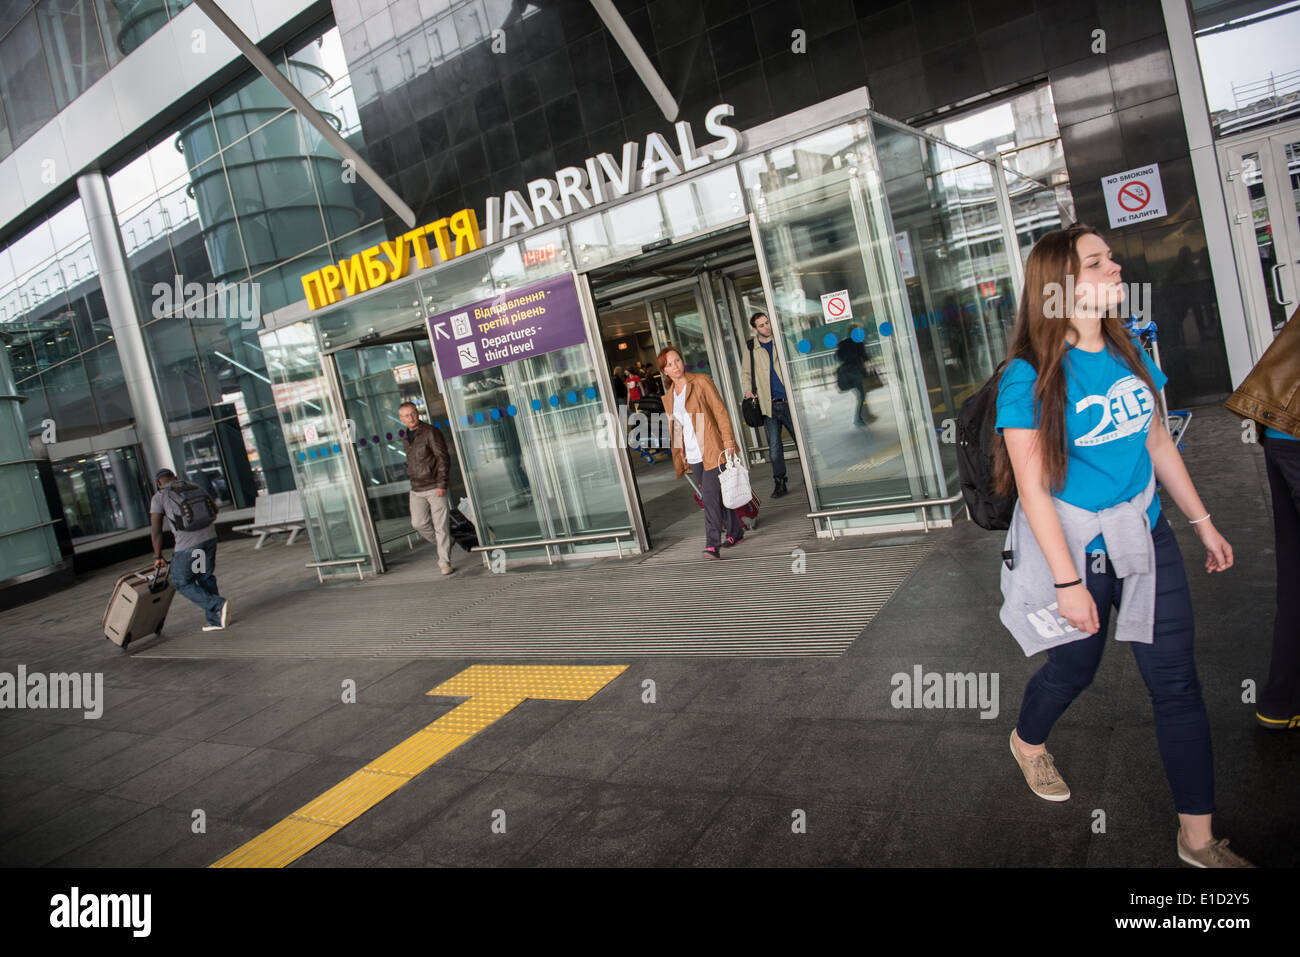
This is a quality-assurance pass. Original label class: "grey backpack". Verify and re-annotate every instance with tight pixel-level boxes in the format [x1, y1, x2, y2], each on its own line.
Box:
[162, 481, 218, 532]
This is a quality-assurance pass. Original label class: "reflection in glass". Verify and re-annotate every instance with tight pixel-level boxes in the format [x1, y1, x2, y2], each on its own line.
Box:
[53, 446, 151, 538]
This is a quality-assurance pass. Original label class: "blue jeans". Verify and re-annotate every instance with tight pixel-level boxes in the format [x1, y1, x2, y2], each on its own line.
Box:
[171, 540, 226, 625]
[1015, 515, 1213, 814]
[764, 398, 797, 481]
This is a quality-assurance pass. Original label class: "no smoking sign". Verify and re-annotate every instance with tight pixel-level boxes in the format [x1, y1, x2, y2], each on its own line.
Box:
[820, 289, 851, 322]
[1101, 164, 1167, 227]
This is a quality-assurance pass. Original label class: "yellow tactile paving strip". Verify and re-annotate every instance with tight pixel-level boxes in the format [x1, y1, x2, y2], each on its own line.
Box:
[211, 664, 627, 868]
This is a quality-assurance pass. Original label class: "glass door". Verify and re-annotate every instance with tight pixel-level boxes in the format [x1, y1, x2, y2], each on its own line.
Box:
[1222, 124, 1300, 358]
[334, 338, 466, 552]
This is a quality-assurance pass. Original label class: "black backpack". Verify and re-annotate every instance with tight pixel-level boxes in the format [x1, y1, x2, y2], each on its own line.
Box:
[161, 481, 218, 532]
[956, 361, 1017, 530]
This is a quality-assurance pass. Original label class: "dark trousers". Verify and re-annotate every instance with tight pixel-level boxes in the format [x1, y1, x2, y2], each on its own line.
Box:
[1016, 515, 1214, 814]
[764, 398, 797, 480]
[1262, 437, 1300, 718]
[689, 461, 743, 549]
[171, 540, 225, 626]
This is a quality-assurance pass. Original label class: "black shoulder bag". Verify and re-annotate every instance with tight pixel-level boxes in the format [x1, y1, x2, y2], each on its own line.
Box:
[741, 338, 767, 428]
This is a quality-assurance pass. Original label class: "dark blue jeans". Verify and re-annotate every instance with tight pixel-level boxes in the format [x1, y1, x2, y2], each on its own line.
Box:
[171, 540, 226, 625]
[1015, 515, 1213, 814]
[764, 398, 797, 481]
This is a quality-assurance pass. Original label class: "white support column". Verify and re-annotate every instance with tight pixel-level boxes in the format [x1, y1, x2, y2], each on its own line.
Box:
[1161, 0, 1256, 385]
[76, 171, 175, 476]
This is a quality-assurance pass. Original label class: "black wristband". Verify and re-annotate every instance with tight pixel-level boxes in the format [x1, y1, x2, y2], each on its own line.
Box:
[1054, 578, 1082, 589]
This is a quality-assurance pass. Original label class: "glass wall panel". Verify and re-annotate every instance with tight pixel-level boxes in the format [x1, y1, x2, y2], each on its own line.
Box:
[43, 356, 100, 438]
[262, 320, 374, 574]
[81, 341, 134, 429]
[742, 119, 944, 520]
[38, 0, 112, 109]
[144, 318, 210, 428]
[0, 12, 58, 149]
[53, 446, 151, 538]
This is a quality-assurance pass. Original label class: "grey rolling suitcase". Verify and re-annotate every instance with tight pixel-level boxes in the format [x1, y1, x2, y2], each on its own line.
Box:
[103, 564, 174, 649]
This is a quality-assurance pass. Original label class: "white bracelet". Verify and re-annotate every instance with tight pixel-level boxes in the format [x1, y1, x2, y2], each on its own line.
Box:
[1189, 513, 1211, 525]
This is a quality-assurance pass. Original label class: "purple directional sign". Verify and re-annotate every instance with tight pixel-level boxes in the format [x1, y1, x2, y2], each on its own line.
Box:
[428, 273, 587, 381]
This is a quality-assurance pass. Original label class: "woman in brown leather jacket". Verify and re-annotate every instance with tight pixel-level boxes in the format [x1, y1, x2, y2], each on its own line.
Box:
[659, 346, 744, 559]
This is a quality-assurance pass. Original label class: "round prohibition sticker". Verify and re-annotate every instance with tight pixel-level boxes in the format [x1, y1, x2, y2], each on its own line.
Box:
[1117, 181, 1151, 212]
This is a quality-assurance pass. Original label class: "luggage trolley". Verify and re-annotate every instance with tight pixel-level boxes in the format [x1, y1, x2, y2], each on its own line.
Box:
[1125, 316, 1192, 449]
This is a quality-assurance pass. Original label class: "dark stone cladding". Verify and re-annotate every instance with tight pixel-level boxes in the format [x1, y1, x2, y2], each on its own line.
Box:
[332, 0, 1227, 404]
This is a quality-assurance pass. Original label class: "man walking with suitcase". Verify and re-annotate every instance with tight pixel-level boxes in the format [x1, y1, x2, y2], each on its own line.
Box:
[150, 469, 230, 632]
[399, 402, 455, 575]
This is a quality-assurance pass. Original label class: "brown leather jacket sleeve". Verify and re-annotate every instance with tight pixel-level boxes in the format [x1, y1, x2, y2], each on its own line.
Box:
[701, 375, 735, 450]
[428, 424, 450, 490]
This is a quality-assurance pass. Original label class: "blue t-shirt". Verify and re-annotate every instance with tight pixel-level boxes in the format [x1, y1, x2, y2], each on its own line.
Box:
[1264, 427, 1297, 441]
[995, 343, 1168, 553]
[761, 339, 786, 400]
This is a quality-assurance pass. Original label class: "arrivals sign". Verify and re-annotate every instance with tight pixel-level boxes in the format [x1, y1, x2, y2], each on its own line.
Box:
[428, 274, 586, 381]
[299, 104, 742, 311]
[1101, 164, 1168, 228]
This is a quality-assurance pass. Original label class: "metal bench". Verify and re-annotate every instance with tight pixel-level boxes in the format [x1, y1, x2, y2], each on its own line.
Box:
[234, 491, 307, 548]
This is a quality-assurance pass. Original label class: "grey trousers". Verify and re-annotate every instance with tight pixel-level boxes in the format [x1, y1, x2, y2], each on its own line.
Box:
[690, 461, 743, 549]
[410, 488, 452, 564]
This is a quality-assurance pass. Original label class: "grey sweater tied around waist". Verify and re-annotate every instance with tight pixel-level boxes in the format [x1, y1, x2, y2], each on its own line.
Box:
[999, 476, 1157, 656]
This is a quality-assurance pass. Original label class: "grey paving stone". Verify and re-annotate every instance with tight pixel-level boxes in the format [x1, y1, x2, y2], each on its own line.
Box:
[1, 793, 152, 867]
[159, 694, 281, 741]
[0, 771, 52, 809]
[106, 741, 254, 804]
[49, 806, 195, 867]
[206, 695, 336, 748]
[679, 795, 890, 866]
[262, 701, 415, 757]
[162, 747, 318, 818]
[504, 706, 677, 782]
[330, 701, 461, 761]
[874, 809, 1094, 866]
[741, 718, 934, 808]
[395, 771, 590, 866]
[290, 840, 388, 868]
[325, 766, 488, 854]
[0, 784, 93, 842]
[606, 711, 782, 792]
[0, 719, 88, 765]
[226, 755, 374, 829]
[144, 817, 265, 868]
[434, 699, 580, 774]
[91, 690, 223, 735]
[3, 727, 142, 786]
[517, 783, 729, 867]
[75, 735, 194, 792]
[350, 659, 467, 705]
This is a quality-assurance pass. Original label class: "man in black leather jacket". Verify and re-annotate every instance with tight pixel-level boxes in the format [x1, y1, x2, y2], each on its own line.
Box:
[399, 402, 454, 575]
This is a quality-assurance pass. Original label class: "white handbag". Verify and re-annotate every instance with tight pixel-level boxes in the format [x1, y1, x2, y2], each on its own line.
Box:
[718, 450, 752, 510]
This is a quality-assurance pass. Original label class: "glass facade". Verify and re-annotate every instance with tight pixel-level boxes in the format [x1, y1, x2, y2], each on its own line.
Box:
[0, 0, 194, 160]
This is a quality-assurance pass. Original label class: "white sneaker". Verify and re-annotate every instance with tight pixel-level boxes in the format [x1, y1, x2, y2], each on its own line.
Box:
[202, 624, 224, 632]
[220, 600, 231, 628]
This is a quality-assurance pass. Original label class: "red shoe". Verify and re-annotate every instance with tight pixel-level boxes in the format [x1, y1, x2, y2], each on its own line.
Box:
[703, 546, 721, 560]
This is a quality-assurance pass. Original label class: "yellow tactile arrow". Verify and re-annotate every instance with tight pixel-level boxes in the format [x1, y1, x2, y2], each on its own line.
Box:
[212, 664, 627, 868]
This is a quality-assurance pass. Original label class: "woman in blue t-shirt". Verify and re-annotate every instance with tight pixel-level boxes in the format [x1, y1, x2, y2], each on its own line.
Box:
[991, 224, 1250, 867]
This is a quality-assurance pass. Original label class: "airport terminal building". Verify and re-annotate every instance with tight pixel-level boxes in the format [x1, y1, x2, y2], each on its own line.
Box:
[1, 0, 1296, 604]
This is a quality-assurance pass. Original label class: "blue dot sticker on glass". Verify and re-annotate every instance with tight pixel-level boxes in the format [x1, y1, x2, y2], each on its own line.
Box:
[507, 404, 518, 416]
[585, 386, 596, 400]
[332, 443, 340, 454]
[797, 339, 812, 354]
[566, 390, 577, 404]
[879, 321, 894, 337]
[372, 435, 380, 444]
[851, 327, 866, 343]
[823, 333, 838, 349]
[297, 452, 306, 462]
[474, 411, 484, 423]
[385, 432, 392, 441]
[358, 438, 367, 447]
[397, 429, 405, 437]
[531, 398, 542, 411]
[549, 395, 560, 408]
[308, 448, 318, 459]
[490, 408, 501, 420]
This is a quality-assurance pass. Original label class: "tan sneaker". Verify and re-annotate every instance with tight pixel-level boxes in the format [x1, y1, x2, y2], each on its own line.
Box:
[439, 562, 454, 576]
[1010, 730, 1071, 802]
[1177, 829, 1254, 868]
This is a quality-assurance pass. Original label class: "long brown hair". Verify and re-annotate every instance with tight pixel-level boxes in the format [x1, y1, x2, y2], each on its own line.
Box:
[991, 224, 1162, 497]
